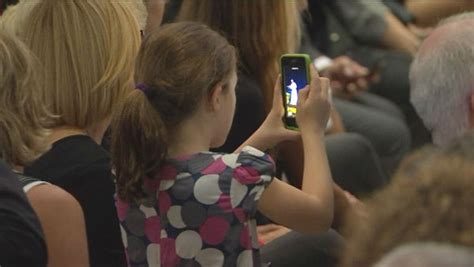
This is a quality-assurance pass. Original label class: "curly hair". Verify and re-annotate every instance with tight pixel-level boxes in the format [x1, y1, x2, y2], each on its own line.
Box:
[341, 135, 474, 267]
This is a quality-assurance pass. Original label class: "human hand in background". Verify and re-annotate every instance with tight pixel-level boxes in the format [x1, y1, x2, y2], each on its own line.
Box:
[320, 56, 373, 99]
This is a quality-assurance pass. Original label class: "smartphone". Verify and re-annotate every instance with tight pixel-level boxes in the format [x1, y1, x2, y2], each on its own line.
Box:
[280, 54, 311, 130]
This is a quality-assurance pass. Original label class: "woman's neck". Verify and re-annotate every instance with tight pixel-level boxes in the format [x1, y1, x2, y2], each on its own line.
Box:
[48, 122, 108, 145]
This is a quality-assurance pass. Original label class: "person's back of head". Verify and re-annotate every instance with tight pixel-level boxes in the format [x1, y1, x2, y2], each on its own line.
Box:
[0, 29, 51, 167]
[177, 0, 300, 111]
[341, 134, 474, 267]
[410, 12, 474, 146]
[111, 21, 237, 203]
[19, 0, 141, 131]
[374, 243, 474, 267]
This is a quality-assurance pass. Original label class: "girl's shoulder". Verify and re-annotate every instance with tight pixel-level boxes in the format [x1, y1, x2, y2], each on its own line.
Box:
[168, 146, 275, 177]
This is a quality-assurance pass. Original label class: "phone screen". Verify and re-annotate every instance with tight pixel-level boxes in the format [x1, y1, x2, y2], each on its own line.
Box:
[281, 56, 309, 128]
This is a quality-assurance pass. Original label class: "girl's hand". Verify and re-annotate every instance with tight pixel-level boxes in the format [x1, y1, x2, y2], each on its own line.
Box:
[235, 76, 299, 152]
[256, 75, 300, 147]
[296, 65, 332, 134]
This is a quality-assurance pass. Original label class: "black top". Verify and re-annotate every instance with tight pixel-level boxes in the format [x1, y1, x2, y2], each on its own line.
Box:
[0, 160, 47, 267]
[24, 135, 126, 267]
[215, 73, 266, 153]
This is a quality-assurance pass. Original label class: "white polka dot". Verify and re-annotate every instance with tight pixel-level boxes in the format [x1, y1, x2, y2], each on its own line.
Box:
[243, 146, 265, 157]
[167, 206, 186, 229]
[146, 244, 160, 267]
[196, 248, 224, 267]
[160, 180, 175, 191]
[237, 250, 253, 267]
[177, 172, 192, 180]
[194, 175, 222, 205]
[231, 178, 248, 208]
[140, 205, 157, 218]
[175, 230, 203, 259]
[120, 225, 128, 247]
[222, 153, 240, 168]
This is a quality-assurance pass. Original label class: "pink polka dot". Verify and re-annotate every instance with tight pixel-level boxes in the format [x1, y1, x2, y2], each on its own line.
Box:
[200, 217, 230, 245]
[115, 198, 129, 221]
[233, 166, 261, 184]
[159, 191, 171, 214]
[218, 194, 232, 212]
[144, 216, 161, 243]
[240, 225, 252, 249]
[202, 158, 227, 174]
[156, 164, 177, 180]
[233, 208, 246, 223]
[161, 238, 179, 267]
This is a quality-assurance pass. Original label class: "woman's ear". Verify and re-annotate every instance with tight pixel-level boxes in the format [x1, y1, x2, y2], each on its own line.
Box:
[208, 83, 224, 112]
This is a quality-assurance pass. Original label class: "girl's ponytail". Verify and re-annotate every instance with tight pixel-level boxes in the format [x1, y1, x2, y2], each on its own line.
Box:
[111, 89, 168, 202]
[111, 22, 237, 203]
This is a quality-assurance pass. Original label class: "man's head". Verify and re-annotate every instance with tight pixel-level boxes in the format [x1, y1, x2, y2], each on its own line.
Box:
[374, 243, 474, 267]
[410, 12, 474, 146]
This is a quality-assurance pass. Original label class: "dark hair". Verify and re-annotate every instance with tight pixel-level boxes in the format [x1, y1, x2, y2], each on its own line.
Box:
[110, 22, 237, 202]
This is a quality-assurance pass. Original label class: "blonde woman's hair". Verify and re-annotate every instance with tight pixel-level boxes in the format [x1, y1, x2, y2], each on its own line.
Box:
[0, 30, 52, 167]
[0, 1, 39, 36]
[177, 0, 301, 111]
[124, 0, 148, 31]
[20, 0, 141, 130]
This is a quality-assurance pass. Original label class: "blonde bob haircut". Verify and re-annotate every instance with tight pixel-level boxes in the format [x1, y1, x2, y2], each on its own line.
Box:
[0, 30, 51, 167]
[21, 0, 141, 129]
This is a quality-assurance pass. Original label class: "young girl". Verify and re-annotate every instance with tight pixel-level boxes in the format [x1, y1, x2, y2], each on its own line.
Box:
[111, 22, 333, 267]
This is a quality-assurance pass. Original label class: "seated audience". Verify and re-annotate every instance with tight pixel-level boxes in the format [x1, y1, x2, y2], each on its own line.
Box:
[0, 29, 88, 267]
[341, 132, 474, 267]
[305, 0, 432, 147]
[111, 21, 335, 266]
[177, 0, 388, 198]
[374, 243, 474, 267]
[410, 12, 474, 147]
[0, 160, 46, 267]
[12, 1, 141, 266]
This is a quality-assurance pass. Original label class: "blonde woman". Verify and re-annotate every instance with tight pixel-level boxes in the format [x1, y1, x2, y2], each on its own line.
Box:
[13, 0, 141, 266]
[0, 30, 88, 267]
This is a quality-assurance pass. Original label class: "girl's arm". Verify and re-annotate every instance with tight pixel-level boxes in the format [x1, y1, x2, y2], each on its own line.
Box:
[258, 69, 334, 234]
[27, 184, 89, 267]
[235, 76, 299, 153]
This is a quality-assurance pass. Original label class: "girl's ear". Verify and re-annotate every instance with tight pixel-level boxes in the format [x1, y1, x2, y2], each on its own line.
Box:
[208, 83, 224, 112]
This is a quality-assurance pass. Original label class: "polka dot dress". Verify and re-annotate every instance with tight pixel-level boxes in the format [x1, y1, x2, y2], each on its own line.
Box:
[117, 146, 275, 267]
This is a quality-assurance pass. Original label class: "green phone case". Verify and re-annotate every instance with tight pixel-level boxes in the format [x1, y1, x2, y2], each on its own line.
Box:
[280, 54, 312, 131]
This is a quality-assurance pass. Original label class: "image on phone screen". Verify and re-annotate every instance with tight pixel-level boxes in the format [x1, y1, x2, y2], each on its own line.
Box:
[282, 59, 309, 119]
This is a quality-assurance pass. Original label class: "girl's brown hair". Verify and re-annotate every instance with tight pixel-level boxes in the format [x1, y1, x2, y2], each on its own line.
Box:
[111, 22, 237, 202]
[177, 0, 301, 111]
[0, 30, 52, 167]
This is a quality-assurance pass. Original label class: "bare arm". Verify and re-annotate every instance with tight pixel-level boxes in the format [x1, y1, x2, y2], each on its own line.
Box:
[27, 184, 89, 267]
[258, 70, 334, 234]
[235, 76, 299, 153]
[382, 10, 420, 56]
[406, 0, 474, 27]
